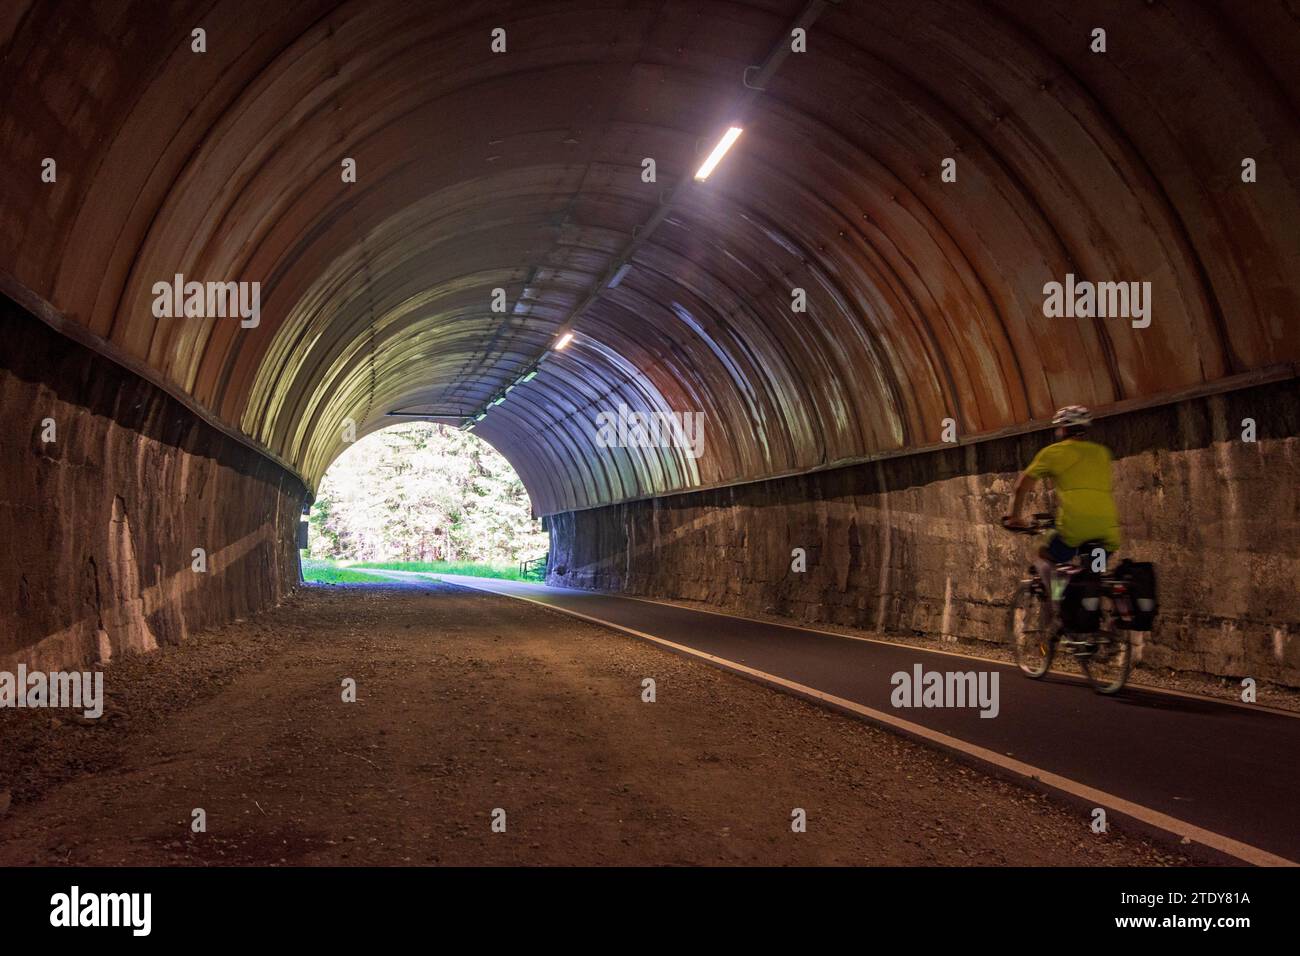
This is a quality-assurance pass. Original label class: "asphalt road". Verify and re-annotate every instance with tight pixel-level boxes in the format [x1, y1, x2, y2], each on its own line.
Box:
[424, 574, 1300, 866]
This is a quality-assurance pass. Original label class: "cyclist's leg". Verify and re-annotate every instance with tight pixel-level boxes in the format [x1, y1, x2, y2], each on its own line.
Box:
[1036, 533, 1076, 607]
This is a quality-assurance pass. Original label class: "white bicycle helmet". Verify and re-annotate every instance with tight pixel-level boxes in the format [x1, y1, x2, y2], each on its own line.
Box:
[1052, 404, 1092, 428]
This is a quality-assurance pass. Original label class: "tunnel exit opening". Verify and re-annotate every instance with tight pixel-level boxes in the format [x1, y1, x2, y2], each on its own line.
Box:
[301, 422, 549, 585]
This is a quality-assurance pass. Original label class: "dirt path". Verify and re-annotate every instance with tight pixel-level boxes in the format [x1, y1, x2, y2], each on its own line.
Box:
[0, 580, 1189, 866]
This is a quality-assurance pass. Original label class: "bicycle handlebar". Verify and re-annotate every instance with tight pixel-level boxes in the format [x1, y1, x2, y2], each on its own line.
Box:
[1001, 512, 1055, 535]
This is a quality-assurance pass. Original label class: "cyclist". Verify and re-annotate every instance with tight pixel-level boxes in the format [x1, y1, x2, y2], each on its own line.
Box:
[1003, 405, 1122, 602]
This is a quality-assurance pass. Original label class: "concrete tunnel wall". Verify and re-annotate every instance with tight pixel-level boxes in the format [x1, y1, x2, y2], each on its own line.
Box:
[547, 375, 1300, 686]
[0, 293, 307, 672]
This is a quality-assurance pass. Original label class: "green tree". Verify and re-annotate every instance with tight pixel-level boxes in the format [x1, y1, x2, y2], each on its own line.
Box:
[306, 423, 547, 564]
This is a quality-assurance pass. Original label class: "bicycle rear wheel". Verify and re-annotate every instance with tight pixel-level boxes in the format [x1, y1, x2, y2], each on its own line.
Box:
[1080, 631, 1132, 694]
[1008, 581, 1055, 677]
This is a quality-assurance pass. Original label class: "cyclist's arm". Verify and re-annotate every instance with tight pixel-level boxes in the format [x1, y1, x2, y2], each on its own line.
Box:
[1006, 471, 1036, 526]
[1007, 444, 1058, 525]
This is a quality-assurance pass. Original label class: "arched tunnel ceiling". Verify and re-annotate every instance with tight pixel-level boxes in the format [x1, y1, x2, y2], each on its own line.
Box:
[2, 0, 1297, 514]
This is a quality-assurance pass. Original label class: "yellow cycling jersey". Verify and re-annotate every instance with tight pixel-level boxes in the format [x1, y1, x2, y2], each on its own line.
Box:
[1024, 438, 1122, 551]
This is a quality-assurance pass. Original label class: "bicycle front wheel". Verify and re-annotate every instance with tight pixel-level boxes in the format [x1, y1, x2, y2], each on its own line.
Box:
[1008, 582, 1055, 678]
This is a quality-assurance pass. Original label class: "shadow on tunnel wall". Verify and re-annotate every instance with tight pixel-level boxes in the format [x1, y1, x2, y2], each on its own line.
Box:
[0, 293, 308, 671]
[548, 375, 1300, 686]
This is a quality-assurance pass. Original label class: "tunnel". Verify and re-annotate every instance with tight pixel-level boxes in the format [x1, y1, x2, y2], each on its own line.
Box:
[4, 0, 1296, 681]
[1, 0, 1300, 879]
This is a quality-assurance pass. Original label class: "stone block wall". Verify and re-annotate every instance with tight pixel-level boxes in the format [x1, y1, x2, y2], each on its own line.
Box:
[0, 294, 307, 671]
[549, 378, 1300, 686]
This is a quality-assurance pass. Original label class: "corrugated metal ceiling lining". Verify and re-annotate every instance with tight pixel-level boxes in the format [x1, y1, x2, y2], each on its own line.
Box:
[0, 0, 1294, 514]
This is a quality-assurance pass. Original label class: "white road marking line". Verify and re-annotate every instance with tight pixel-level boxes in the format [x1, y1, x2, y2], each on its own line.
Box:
[450, 575, 1298, 868]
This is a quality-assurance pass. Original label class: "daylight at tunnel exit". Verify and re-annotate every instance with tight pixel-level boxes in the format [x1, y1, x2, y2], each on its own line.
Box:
[0, 0, 1297, 939]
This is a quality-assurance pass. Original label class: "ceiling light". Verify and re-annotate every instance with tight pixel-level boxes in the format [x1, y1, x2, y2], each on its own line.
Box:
[608, 263, 632, 288]
[694, 126, 743, 181]
[555, 331, 574, 350]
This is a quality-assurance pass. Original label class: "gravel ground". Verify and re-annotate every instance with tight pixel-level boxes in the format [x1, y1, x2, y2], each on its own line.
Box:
[0, 580, 1192, 866]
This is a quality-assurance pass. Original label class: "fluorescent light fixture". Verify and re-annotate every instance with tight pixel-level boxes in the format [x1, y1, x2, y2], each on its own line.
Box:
[521, 370, 538, 382]
[694, 126, 743, 181]
[608, 263, 632, 288]
[475, 412, 487, 421]
[491, 395, 506, 407]
[555, 331, 574, 350]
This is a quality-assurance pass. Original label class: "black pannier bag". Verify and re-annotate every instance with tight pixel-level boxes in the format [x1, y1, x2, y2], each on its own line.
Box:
[1115, 559, 1159, 630]
[1061, 570, 1103, 632]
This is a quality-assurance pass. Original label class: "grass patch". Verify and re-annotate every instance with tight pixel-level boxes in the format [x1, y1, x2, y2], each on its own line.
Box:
[301, 558, 395, 584]
[349, 560, 535, 581]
